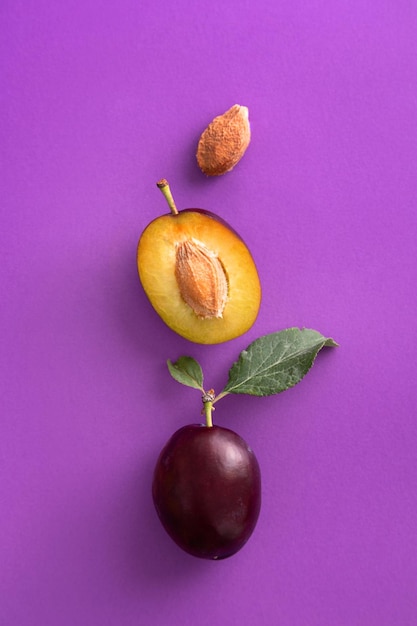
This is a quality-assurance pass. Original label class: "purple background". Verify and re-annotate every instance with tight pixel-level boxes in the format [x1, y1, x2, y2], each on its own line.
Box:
[1, 1, 416, 625]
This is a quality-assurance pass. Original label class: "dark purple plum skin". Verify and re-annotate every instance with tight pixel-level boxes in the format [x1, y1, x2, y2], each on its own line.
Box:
[145, 207, 244, 242]
[152, 424, 261, 559]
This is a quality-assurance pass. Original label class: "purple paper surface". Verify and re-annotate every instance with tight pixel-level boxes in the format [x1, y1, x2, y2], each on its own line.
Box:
[1, 1, 416, 625]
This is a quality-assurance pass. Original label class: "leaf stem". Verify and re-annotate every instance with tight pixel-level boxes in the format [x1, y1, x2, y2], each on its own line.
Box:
[213, 390, 230, 405]
[157, 179, 178, 215]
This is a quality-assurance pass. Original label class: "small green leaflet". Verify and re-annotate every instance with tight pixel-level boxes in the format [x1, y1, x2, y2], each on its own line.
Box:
[167, 356, 204, 391]
[222, 328, 338, 397]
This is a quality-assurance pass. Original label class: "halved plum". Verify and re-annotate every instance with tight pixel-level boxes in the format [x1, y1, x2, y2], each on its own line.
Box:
[137, 181, 261, 344]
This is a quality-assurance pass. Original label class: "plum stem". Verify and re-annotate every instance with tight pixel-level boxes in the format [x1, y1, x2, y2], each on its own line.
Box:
[157, 179, 178, 215]
[204, 401, 213, 428]
[202, 389, 216, 427]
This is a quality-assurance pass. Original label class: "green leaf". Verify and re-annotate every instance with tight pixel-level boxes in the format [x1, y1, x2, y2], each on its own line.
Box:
[167, 356, 204, 391]
[222, 328, 338, 397]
